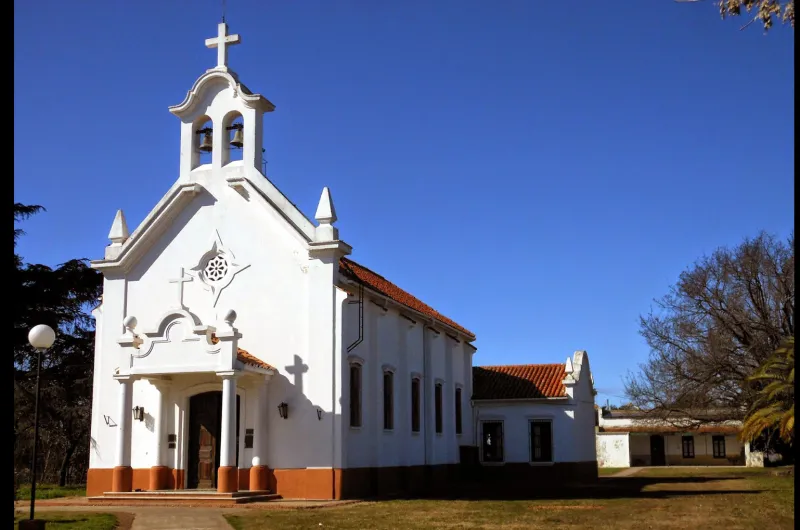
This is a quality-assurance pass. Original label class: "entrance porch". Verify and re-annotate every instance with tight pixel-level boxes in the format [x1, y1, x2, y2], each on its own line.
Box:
[101, 308, 276, 495]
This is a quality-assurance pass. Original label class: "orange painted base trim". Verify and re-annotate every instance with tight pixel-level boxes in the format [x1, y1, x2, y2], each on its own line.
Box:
[238, 467, 250, 491]
[149, 466, 170, 490]
[172, 469, 185, 490]
[111, 466, 132, 493]
[91, 462, 596, 500]
[250, 465, 269, 491]
[88, 468, 184, 496]
[217, 466, 239, 493]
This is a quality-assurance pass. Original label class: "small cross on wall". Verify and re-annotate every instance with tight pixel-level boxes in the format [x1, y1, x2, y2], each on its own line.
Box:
[169, 267, 193, 310]
[205, 22, 241, 68]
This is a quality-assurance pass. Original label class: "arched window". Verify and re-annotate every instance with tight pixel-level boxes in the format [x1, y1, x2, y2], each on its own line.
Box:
[455, 386, 463, 435]
[411, 376, 421, 433]
[383, 367, 394, 430]
[435, 382, 443, 434]
[349, 361, 362, 428]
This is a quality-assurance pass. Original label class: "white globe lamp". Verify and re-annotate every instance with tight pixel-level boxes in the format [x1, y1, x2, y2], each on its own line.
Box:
[28, 324, 56, 351]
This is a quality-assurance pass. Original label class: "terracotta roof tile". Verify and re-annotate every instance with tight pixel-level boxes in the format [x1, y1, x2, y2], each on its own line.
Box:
[339, 257, 474, 338]
[472, 364, 567, 400]
[236, 348, 275, 371]
[600, 425, 741, 434]
[209, 334, 275, 372]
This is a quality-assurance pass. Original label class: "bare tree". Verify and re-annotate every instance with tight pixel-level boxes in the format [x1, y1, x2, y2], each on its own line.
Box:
[625, 232, 794, 424]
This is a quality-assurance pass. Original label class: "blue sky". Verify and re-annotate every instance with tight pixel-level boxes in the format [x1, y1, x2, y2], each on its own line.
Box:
[14, 1, 794, 404]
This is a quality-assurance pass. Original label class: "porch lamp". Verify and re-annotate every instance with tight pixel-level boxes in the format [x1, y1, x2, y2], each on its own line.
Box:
[277, 401, 289, 419]
[133, 406, 145, 422]
[26, 324, 56, 526]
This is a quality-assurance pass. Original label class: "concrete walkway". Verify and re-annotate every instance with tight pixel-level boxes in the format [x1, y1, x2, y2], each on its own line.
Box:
[15, 505, 232, 530]
[129, 507, 232, 530]
[610, 467, 643, 477]
[16, 499, 359, 529]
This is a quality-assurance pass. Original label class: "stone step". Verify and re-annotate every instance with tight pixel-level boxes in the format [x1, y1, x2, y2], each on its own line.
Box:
[101, 490, 271, 498]
[88, 491, 281, 505]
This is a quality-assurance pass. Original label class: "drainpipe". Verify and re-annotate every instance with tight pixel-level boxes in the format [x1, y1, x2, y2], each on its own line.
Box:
[422, 323, 429, 467]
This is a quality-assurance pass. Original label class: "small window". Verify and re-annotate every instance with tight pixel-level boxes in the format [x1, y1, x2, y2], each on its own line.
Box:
[455, 387, 463, 435]
[712, 435, 726, 458]
[434, 383, 443, 434]
[411, 378, 421, 432]
[529, 420, 553, 462]
[682, 435, 695, 458]
[481, 421, 504, 462]
[349, 364, 362, 428]
[383, 371, 394, 430]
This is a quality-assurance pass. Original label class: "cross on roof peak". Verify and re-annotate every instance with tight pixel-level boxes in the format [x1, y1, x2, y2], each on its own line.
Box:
[205, 22, 241, 69]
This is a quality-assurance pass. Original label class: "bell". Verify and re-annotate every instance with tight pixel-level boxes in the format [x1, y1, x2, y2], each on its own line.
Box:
[230, 128, 244, 149]
[199, 132, 213, 153]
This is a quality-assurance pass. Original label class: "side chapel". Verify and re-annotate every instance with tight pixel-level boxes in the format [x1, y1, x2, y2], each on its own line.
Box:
[87, 23, 598, 501]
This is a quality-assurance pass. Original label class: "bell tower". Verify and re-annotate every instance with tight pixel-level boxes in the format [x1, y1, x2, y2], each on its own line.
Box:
[169, 22, 275, 182]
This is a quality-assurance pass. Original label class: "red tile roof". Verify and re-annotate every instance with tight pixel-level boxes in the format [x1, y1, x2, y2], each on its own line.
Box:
[209, 334, 275, 372]
[339, 257, 474, 338]
[472, 364, 567, 400]
[237, 349, 275, 371]
[600, 426, 741, 434]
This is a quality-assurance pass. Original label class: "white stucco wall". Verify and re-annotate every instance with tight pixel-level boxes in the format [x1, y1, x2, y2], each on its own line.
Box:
[474, 401, 575, 463]
[341, 299, 473, 469]
[596, 433, 630, 468]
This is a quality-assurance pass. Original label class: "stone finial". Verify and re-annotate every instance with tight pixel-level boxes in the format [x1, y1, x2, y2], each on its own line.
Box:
[315, 187, 337, 224]
[565, 356, 574, 374]
[108, 209, 130, 246]
[123, 316, 138, 332]
[105, 209, 130, 259]
[314, 187, 339, 242]
[223, 309, 237, 326]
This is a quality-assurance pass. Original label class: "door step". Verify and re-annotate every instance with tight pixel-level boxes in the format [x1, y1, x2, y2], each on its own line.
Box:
[88, 490, 281, 505]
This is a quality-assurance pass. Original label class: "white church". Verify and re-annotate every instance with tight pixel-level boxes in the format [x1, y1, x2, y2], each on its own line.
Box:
[86, 23, 597, 501]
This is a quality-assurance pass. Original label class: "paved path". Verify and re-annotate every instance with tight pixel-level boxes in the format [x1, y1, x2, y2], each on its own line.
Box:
[16, 505, 232, 529]
[129, 507, 232, 530]
[611, 467, 643, 477]
[16, 499, 356, 529]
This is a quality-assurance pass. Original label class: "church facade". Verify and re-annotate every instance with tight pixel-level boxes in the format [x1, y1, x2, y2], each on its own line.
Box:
[86, 23, 597, 500]
[86, 23, 476, 500]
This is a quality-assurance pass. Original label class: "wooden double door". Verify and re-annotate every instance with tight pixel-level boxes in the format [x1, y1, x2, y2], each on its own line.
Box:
[187, 391, 240, 489]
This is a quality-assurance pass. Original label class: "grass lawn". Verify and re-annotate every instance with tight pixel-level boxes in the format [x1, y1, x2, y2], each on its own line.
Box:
[224, 467, 794, 529]
[13, 512, 118, 530]
[597, 467, 623, 476]
[16, 484, 86, 500]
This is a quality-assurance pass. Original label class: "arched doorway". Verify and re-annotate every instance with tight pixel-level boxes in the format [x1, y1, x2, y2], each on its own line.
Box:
[187, 391, 240, 489]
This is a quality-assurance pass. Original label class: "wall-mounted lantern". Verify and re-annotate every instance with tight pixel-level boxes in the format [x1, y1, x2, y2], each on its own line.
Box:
[277, 402, 289, 420]
[317, 408, 323, 421]
[133, 406, 145, 422]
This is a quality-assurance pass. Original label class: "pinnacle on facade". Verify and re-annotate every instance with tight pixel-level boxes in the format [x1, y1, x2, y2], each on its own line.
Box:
[314, 187, 339, 242]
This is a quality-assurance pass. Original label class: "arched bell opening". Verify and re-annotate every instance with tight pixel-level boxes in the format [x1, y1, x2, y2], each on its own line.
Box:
[193, 115, 214, 168]
[221, 111, 244, 166]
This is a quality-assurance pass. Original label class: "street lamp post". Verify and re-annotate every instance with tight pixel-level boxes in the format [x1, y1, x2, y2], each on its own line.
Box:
[25, 324, 56, 527]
